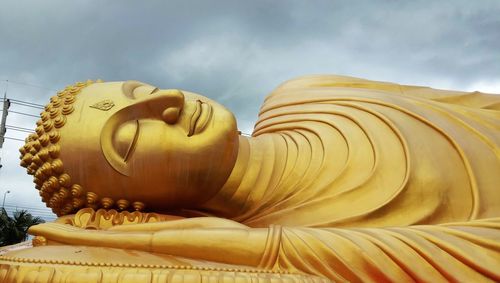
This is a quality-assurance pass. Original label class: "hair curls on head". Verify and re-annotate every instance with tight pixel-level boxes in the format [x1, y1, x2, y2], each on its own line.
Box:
[20, 80, 146, 217]
[19, 80, 95, 216]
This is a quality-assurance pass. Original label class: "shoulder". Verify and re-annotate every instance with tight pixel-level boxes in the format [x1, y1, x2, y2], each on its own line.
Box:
[268, 74, 401, 97]
[264, 75, 500, 111]
[259, 75, 403, 111]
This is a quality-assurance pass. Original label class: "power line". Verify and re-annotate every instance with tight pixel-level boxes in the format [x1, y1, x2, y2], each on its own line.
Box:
[0, 98, 43, 146]
[6, 125, 34, 131]
[2, 211, 56, 220]
[6, 129, 32, 135]
[6, 125, 34, 134]
[2, 214, 55, 221]
[3, 213, 55, 219]
[0, 109, 39, 116]
[4, 137, 25, 142]
[2, 204, 54, 213]
[3, 200, 48, 208]
[4, 210, 54, 217]
[3, 203, 51, 209]
[2, 204, 59, 220]
[6, 125, 35, 132]
[8, 99, 44, 109]
[9, 98, 44, 107]
[3, 210, 54, 217]
[1, 79, 57, 92]
[2, 210, 55, 217]
[8, 110, 39, 118]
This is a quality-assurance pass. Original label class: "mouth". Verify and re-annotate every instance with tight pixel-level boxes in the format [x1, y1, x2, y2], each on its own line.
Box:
[188, 100, 212, 137]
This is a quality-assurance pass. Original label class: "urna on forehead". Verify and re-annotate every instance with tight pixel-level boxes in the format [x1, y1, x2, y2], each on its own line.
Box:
[18, 80, 146, 216]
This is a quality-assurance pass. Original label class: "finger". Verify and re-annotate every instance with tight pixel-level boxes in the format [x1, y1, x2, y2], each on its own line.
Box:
[29, 222, 82, 235]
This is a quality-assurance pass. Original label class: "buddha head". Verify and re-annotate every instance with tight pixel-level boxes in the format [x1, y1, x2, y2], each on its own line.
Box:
[19, 80, 239, 216]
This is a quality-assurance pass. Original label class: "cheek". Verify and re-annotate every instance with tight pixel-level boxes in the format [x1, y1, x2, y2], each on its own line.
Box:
[134, 122, 186, 158]
[209, 107, 237, 136]
[130, 117, 237, 178]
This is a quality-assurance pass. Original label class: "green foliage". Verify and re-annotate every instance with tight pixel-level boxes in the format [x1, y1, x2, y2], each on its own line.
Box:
[0, 208, 45, 247]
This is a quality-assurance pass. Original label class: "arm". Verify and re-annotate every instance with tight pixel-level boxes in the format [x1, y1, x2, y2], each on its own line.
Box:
[29, 217, 275, 268]
[29, 217, 500, 282]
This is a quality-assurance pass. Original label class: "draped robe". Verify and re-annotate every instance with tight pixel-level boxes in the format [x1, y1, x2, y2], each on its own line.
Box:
[206, 75, 500, 281]
[227, 74, 500, 227]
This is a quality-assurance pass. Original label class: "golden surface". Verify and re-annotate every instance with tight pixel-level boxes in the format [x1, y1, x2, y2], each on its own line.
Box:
[2, 75, 500, 282]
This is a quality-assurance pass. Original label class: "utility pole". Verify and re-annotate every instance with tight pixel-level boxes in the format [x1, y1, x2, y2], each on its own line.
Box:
[0, 93, 10, 149]
[0, 82, 10, 169]
[2, 190, 10, 208]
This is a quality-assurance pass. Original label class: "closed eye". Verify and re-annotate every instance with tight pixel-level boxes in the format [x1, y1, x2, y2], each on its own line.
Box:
[113, 120, 140, 162]
[124, 120, 140, 162]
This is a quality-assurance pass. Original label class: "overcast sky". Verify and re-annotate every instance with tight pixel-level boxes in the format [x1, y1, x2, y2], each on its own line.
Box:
[1, 0, 499, 220]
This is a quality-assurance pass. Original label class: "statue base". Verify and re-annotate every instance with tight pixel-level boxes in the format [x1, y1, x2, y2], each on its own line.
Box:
[0, 245, 328, 282]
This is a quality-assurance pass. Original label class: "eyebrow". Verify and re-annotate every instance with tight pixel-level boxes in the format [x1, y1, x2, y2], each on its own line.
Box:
[121, 81, 144, 99]
[122, 81, 158, 98]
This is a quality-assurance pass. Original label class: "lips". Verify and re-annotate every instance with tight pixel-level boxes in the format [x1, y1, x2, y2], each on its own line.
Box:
[188, 100, 212, 137]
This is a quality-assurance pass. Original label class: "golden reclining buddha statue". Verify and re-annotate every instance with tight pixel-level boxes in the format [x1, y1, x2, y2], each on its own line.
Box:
[1, 75, 499, 282]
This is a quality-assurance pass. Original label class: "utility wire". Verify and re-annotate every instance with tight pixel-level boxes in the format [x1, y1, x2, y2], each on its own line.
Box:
[9, 98, 44, 107]
[2, 213, 55, 220]
[0, 109, 40, 118]
[6, 127, 33, 134]
[3, 204, 63, 220]
[2, 210, 55, 217]
[9, 99, 44, 109]
[6, 129, 32, 135]
[3, 210, 54, 216]
[3, 203, 51, 209]
[1, 79, 57, 92]
[4, 137, 25, 142]
[2, 211, 56, 220]
[3, 201, 50, 208]
[3, 200, 49, 207]
[6, 125, 35, 132]
[8, 110, 40, 118]
[3, 213, 55, 219]
[2, 204, 54, 213]
[3, 211, 54, 216]
[0, 98, 44, 144]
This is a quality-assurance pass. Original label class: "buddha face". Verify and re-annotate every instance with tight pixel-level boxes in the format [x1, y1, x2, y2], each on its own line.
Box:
[58, 81, 239, 211]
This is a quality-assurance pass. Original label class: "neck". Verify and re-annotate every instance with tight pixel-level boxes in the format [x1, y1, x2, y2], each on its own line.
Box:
[200, 134, 287, 218]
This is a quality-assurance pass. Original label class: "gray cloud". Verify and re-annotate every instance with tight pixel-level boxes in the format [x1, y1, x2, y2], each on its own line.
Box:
[0, 0, 499, 219]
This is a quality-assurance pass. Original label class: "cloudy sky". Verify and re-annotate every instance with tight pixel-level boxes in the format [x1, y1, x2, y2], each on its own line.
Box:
[0, 0, 499, 220]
